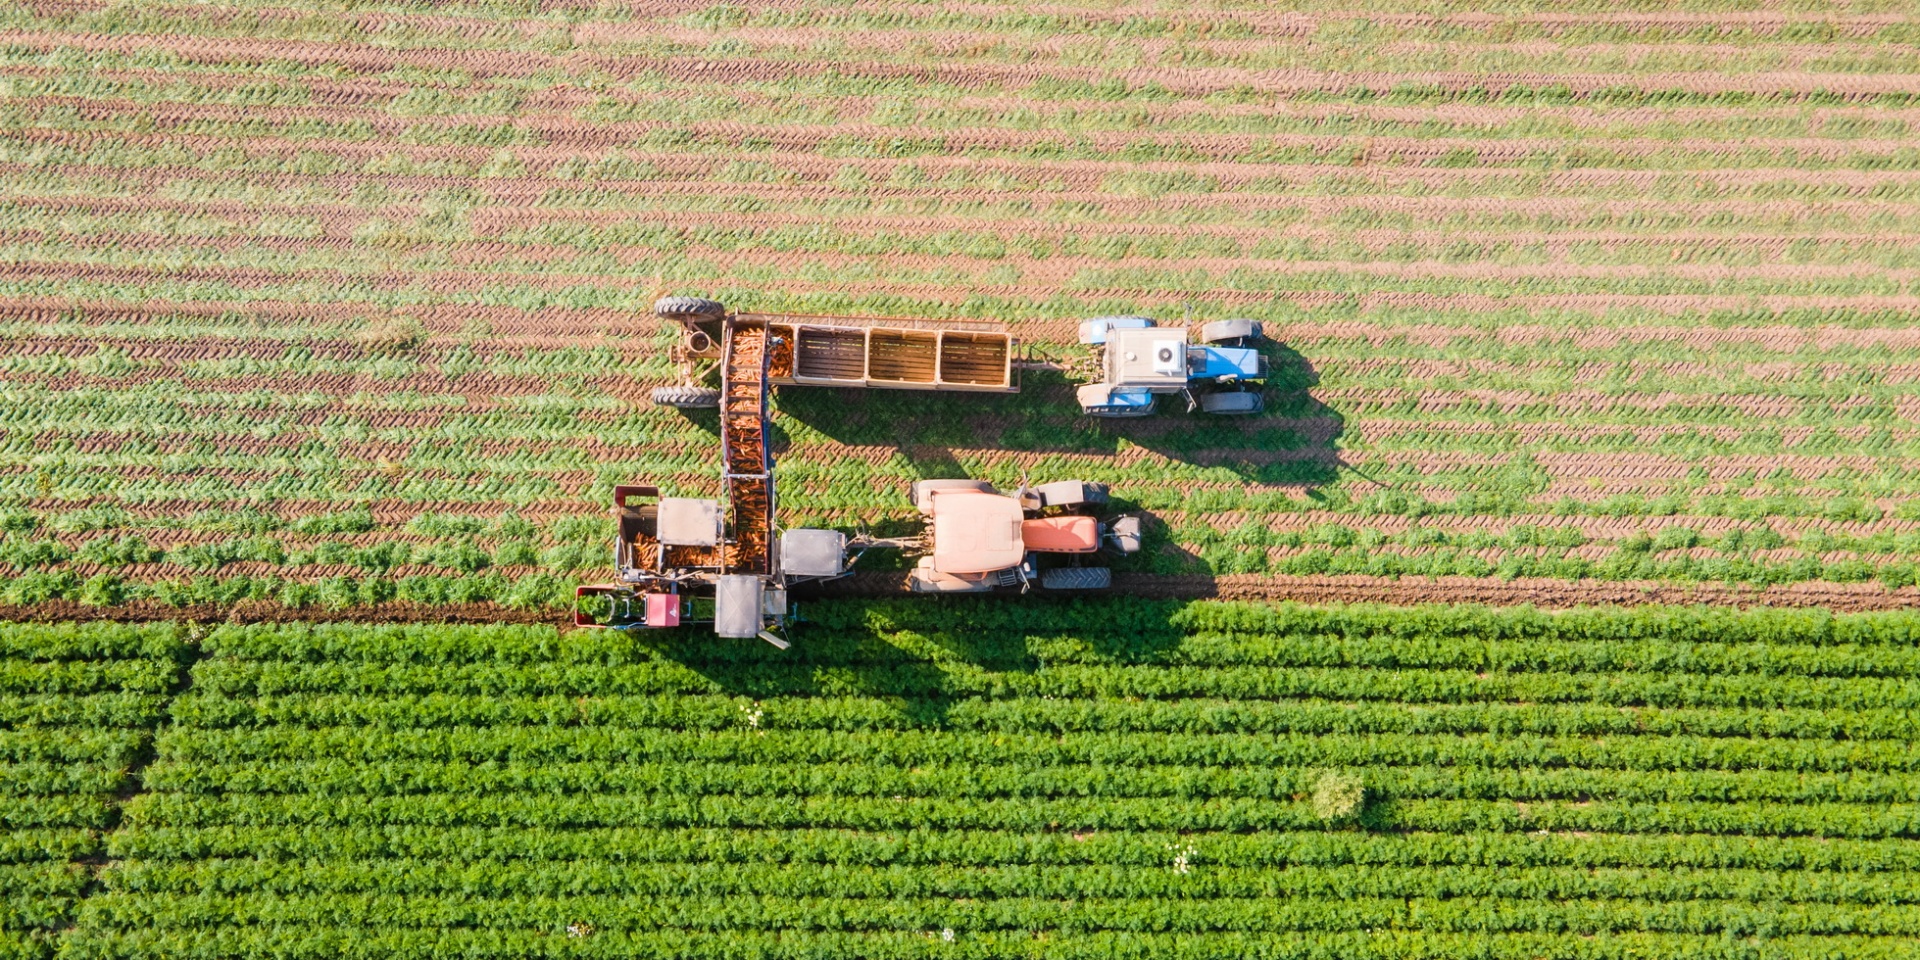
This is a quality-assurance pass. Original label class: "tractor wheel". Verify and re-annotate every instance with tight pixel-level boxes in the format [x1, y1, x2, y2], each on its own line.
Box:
[1039, 566, 1112, 591]
[1032, 480, 1109, 510]
[653, 296, 727, 321]
[1198, 389, 1264, 415]
[909, 479, 997, 514]
[651, 385, 721, 409]
[1199, 318, 1263, 345]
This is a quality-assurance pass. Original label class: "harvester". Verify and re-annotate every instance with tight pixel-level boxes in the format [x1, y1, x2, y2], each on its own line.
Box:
[575, 297, 1141, 643]
[1074, 315, 1268, 417]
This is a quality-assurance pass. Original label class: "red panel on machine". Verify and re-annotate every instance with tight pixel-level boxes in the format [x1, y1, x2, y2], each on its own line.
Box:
[647, 593, 681, 627]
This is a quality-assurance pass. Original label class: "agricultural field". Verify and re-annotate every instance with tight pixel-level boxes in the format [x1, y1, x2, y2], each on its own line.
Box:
[7, 4, 1920, 953]
[6, 601, 1920, 957]
[3, 3, 1920, 609]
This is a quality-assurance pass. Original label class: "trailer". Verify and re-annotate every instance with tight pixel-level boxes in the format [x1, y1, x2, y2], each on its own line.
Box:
[578, 298, 1135, 643]
[648, 300, 1017, 409]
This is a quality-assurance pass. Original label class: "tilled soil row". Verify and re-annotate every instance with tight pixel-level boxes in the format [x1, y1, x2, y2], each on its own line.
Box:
[24, 187, 1920, 246]
[5, 12, 1906, 87]
[25, 226, 1920, 289]
[8, 295, 1916, 358]
[20, 149, 1920, 210]
[20, 101, 1920, 169]
[804, 572, 1920, 612]
[29, 87, 1920, 149]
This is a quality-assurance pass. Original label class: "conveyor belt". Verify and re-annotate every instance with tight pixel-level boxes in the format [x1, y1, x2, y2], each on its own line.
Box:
[720, 319, 774, 575]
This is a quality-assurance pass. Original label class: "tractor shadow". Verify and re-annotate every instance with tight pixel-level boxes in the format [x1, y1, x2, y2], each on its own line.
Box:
[628, 595, 1190, 729]
[765, 341, 1350, 580]
[769, 385, 1030, 482]
[1091, 342, 1349, 489]
[769, 344, 1347, 488]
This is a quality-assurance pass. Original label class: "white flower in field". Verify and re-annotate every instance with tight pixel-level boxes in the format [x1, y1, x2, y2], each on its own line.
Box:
[941, 928, 956, 942]
[566, 922, 593, 938]
[739, 701, 764, 730]
[1166, 842, 1197, 874]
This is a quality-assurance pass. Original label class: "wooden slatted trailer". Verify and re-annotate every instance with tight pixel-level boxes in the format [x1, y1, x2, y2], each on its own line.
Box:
[749, 313, 1018, 393]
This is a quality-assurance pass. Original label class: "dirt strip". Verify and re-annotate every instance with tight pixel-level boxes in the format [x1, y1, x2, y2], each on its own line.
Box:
[807, 573, 1920, 611]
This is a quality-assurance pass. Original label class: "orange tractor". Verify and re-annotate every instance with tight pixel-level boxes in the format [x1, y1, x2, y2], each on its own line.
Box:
[575, 298, 1142, 644]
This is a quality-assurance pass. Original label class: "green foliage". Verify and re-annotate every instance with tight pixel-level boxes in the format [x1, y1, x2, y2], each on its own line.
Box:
[0, 621, 182, 937]
[35, 600, 1920, 955]
[287, 509, 375, 537]
[1311, 771, 1366, 822]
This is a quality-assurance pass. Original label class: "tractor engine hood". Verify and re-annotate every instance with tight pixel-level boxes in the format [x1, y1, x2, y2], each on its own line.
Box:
[930, 491, 1026, 573]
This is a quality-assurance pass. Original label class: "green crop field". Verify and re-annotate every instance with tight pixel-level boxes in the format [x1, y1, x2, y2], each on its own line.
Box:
[8, 601, 1920, 958]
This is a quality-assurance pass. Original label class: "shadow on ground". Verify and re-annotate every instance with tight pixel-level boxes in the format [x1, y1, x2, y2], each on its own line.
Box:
[1091, 342, 1349, 488]
[630, 594, 1191, 726]
[763, 337, 1351, 580]
[770, 341, 1347, 489]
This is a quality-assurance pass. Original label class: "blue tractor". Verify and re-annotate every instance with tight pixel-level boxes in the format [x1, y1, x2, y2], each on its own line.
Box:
[1074, 316, 1267, 418]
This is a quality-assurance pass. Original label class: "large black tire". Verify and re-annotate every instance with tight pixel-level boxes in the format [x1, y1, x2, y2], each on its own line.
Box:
[1040, 566, 1112, 591]
[1198, 389, 1264, 415]
[1032, 480, 1109, 510]
[1199, 318, 1262, 345]
[910, 479, 997, 513]
[653, 296, 726, 321]
[651, 385, 721, 409]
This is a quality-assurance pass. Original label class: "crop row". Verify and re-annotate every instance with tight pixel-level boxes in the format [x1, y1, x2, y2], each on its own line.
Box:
[147, 726, 1920, 774]
[0, 570, 577, 611]
[188, 627, 1920, 679]
[27, 208, 1920, 274]
[121, 791, 1920, 838]
[165, 691, 1920, 741]
[0, 622, 181, 661]
[12, 14, 1918, 75]
[0, 534, 605, 576]
[103, 857, 1920, 905]
[135, 758, 1920, 805]
[0, 693, 167, 729]
[51, 927, 1920, 960]
[31, 202, 1920, 274]
[13, 239, 1920, 302]
[176, 657, 1920, 710]
[106, 824, 1920, 873]
[69, 890, 1920, 936]
[18, 522, 1920, 572]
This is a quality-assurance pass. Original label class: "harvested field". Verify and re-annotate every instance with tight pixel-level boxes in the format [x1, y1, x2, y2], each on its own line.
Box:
[2, 2, 1920, 609]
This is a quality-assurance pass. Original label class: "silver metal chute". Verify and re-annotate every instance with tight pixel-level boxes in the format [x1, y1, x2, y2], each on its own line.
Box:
[714, 575, 766, 639]
[778, 529, 849, 578]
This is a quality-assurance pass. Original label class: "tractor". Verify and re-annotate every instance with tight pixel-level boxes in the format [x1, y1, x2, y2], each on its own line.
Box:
[1074, 315, 1268, 417]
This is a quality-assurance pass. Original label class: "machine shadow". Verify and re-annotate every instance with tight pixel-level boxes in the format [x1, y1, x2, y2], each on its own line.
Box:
[770, 347, 1346, 489]
[629, 595, 1192, 728]
[664, 407, 721, 436]
[764, 342, 1348, 581]
[769, 384, 1065, 480]
[1092, 342, 1348, 488]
